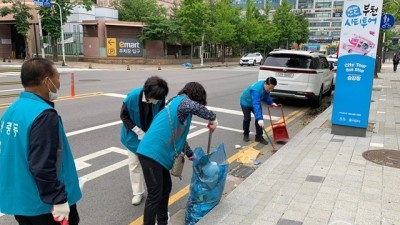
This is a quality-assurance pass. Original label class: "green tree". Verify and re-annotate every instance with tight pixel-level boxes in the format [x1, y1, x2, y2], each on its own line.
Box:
[176, 0, 210, 63]
[115, 0, 167, 22]
[293, 11, 309, 49]
[237, 0, 262, 53]
[139, 15, 179, 56]
[0, 0, 33, 59]
[39, 0, 92, 62]
[207, 0, 239, 63]
[272, 0, 296, 49]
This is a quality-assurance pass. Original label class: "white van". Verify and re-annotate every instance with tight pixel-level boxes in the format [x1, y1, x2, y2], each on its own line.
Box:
[258, 50, 334, 107]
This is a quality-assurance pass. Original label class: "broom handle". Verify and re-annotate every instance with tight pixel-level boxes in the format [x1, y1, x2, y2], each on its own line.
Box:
[207, 130, 212, 155]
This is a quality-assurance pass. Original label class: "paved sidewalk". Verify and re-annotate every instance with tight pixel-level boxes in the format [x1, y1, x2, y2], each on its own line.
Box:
[196, 63, 400, 225]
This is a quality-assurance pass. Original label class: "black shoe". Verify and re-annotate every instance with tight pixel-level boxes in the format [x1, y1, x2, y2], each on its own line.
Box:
[255, 136, 268, 145]
[243, 134, 249, 142]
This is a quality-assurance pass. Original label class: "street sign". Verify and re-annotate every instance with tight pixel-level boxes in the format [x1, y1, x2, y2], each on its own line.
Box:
[33, 0, 52, 8]
[380, 14, 395, 30]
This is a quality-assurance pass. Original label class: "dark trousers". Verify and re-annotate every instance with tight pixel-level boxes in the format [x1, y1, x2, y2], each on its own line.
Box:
[394, 63, 398, 72]
[15, 204, 79, 225]
[138, 154, 171, 225]
[241, 105, 263, 138]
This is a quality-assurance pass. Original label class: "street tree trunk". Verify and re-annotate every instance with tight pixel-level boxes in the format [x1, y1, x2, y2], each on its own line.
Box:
[24, 38, 30, 60]
[190, 42, 193, 65]
[51, 37, 58, 62]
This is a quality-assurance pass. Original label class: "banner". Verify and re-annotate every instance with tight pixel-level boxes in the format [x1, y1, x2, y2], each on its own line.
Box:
[332, 0, 383, 128]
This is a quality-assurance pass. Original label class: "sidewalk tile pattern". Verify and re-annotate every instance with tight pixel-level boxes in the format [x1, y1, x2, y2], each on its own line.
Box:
[197, 65, 400, 225]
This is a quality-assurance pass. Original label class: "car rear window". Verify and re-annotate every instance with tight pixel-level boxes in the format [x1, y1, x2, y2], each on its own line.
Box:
[263, 54, 312, 69]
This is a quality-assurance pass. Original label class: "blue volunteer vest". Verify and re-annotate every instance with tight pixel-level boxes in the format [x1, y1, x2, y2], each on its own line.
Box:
[120, 87, 164, 153]
[0, 92, 81, 216]
[240, 80, 266, 107]
[137, 95, 192, 170]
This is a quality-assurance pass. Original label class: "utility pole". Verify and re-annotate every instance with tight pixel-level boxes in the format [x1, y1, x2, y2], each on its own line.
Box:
[52, 2, 66, 66]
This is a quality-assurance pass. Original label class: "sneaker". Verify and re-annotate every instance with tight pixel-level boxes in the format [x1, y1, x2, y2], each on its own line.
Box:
[131, 194, 143, 205]
[255, 136, 268, 145]
[243, 134, 250, 142]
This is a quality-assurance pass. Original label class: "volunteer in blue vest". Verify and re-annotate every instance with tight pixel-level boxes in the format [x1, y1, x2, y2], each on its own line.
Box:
[240, 77, 277, 144]
[136, 82, 218, 225]
[0, 58, 81, 225]
[120, 76, 169, 206]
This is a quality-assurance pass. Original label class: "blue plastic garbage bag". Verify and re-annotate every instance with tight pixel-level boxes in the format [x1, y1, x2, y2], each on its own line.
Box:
[182, 62, 193, 68]
[185, 144, 228, 225]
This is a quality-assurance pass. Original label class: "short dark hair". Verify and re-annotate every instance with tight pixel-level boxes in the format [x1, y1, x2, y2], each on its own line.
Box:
[265, 77, 277, 86]
[143, 76, 169, 99]
[20, 58, 56, 87]
[177, 82, 207, 105]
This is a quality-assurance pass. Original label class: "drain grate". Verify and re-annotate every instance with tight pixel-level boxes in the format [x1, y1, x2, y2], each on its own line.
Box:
[362, 150, 400, 169]
[230, 165, 255, 178]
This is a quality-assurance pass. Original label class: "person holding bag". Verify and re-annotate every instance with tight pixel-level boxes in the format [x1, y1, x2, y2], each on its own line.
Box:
[136, 82, 218, 225]
[120, 76, 169, 205]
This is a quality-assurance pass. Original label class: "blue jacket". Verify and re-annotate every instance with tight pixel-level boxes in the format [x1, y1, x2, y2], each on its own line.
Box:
[0, 92, 81, 216]
[240, 80, 273, 121]
[120, 87, 164, 153]
[137, 95, 192, 170]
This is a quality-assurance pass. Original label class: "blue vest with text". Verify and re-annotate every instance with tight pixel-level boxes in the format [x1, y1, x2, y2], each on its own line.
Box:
[0, 92, 82, 216]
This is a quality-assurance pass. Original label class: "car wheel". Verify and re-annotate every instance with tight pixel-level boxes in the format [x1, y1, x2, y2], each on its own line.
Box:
[240, 64, 243, 66]
[252, 60, 256, 66]
[312, 86, 323, 107]
[348, 49, 352, 53]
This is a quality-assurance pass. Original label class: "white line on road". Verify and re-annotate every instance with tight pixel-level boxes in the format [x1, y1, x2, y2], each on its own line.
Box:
[102, 93, 280, 121]
[66, 121, 122, 137]
[0, 88, 23, 93]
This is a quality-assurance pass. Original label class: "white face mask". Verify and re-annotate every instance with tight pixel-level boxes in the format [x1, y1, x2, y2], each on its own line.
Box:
[47, 78, 59, 101]
[148, 98, 159, 104]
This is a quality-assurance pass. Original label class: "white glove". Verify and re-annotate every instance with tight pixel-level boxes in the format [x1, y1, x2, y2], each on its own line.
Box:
[257, 120, 264, 128]
[208, 119, 218, 131]
[272, 103, 278, 107]
[52, 202, 70, 222]
[132, 126, 145, 140]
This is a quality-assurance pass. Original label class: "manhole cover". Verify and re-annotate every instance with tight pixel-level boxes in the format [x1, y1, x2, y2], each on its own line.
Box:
[362, 150, 400, 168]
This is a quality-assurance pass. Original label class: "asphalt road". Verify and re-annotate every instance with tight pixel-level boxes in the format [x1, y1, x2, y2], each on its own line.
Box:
[0, 66, 330, 225]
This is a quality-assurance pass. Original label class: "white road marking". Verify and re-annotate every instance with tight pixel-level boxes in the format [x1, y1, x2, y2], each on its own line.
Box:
[102, 93, 280, 121]
[0, 88, 23, 93]
[66, 121, 122, 137]
[0, 72, 19, 76]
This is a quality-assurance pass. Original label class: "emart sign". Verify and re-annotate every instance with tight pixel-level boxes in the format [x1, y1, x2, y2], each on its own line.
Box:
[106, 38, 143, 57]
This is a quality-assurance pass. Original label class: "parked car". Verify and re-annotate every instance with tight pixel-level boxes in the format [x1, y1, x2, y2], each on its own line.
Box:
[258, 50, 334, 107]
[327, 57, 338, 90]
[240, 52, 263, 66]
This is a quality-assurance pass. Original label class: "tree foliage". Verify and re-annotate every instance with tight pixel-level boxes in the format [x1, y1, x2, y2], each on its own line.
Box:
[115, 0, 167, 22]
[0, 0, 33, 58]
[38, 0, 92, 61]
[272, 0, 296, 48]
[293, 12, 309, 49]
[176, 0, 210, 62]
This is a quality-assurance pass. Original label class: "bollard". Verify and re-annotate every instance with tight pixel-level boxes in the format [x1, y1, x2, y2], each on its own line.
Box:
[7, 56, 11, 63]
[127, 65, 130, 70]
[210, 63, 213, 68]
[2, 57, 5, 62]
[88, 63, 92, 69]
[158, 63, 161, 70]
[70, 73, 75, 97]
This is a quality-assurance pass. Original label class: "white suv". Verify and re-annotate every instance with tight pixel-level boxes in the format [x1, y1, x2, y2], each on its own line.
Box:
[240, 52, 263, 66]
[258, 50, 334, 107]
